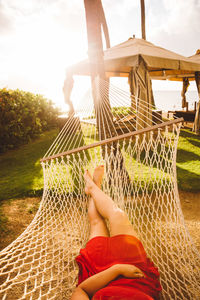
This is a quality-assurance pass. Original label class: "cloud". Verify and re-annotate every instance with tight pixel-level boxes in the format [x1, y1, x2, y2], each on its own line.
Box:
[146, 0, 200, 55]
[161, 0, 200, 34]
[0, 3, 14, 34]
[0, 0, 199, 103]
[1, 0, 55, 17]
[51, 0, 85, 33]
[103, 0, 142, 45]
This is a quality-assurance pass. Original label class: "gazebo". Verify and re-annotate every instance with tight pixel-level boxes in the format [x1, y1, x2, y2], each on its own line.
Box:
[64, 37, 200, 132]
[190, 49, 200, 63]
[67, 37, 200, 78]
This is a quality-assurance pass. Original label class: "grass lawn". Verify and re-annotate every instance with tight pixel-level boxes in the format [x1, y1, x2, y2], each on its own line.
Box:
[0, 129, 58, 201]
[0, 128, 199, 202]
[176, 129, 200, 192]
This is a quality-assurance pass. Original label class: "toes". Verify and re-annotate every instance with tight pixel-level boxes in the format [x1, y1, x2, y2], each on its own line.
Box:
[84, 170, 91, 180]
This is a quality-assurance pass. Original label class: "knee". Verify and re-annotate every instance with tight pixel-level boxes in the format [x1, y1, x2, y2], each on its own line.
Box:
[88, 203, 104, 226]
[88, 199, 100, 221]
[89, 216, 103, 227]
[111, 208, 129, 224]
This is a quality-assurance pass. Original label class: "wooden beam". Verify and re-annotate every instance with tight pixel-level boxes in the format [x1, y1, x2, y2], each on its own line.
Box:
[140, 0, 146, 40]
[41, 118, 184, 162]
[193, 71, 200, 134]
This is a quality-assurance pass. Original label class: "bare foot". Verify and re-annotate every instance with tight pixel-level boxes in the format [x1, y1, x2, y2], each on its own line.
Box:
[84, 170, 95, 195]
[93, 165, 104, 188]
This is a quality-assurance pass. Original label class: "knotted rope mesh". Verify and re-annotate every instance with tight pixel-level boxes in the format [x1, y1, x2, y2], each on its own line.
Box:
[0, 79, 200, 299]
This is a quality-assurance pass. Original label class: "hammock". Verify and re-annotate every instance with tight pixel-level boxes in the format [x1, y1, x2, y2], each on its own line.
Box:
[0, 78, 199, 300]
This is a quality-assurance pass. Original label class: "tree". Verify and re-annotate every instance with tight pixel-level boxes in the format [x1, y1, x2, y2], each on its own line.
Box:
[83, 0, 130, 184]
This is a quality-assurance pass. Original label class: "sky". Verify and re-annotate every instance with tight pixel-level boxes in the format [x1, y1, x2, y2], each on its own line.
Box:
[0, 0, 200, 111]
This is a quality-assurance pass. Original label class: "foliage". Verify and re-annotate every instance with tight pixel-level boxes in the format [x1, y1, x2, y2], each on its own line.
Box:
[111, 106, 133, 118]
[82, 106, 133, 120]
[82, 113, 95, 120]
[0, 88, 60, 153]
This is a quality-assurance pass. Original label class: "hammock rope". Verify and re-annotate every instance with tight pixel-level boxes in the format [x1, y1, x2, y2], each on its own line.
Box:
[0, 78, 199, 300]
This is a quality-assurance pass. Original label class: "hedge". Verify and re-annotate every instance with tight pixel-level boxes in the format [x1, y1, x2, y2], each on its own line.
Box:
[0, 88, 60, 153]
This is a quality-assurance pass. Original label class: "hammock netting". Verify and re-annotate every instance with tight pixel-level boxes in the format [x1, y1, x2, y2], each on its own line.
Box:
[0, 78, 200, 299]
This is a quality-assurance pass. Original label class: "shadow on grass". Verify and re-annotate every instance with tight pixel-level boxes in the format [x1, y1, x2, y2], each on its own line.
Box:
[180, 129, 200, 148]
[188, 139, 200, 148]
[176, 165, 200, 191]
[176, 148, 200, 163]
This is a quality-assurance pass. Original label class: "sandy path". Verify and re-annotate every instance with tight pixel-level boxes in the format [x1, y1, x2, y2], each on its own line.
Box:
[0, 191, 200, 252]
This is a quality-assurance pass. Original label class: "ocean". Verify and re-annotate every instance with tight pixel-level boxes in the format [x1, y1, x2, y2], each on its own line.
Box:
[70, 77, 199, 114]
[153, 90, 198, 112]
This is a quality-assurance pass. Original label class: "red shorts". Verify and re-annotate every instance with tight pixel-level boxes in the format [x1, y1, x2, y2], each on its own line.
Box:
[76, 235, 162, 299]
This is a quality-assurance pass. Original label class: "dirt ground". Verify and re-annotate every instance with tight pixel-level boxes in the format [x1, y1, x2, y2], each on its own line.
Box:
[178, 190, 200, 252]
[0, 191, 200, 252]
[0, 197, 40, 251]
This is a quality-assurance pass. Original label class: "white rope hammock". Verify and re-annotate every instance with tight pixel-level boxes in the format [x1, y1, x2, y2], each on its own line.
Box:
[0, 78, 199, 300]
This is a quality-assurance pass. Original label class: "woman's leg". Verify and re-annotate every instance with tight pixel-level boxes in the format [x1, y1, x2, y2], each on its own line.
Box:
[88, 166, 109, 240]
[85, 169, 138, 238]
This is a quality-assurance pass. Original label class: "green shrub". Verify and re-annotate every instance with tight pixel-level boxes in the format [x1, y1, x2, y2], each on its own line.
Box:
[111, 106, 132, 117]
[0, 88, 60, 152]
[82, 107, 133, 120]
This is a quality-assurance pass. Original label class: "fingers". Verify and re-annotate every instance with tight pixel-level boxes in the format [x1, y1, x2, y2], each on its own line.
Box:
[120, 264, 146, 279]
[133, 271, 146, 278]
[133, 268, 146, 278]
[129, 267, 145, 278]
[133, 266, 146, 276]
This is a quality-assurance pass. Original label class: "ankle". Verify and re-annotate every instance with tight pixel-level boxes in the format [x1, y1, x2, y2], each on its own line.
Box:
[93, 179, 101, 188]
[87, 182, 99, 196]
[85, 178, 96, 195]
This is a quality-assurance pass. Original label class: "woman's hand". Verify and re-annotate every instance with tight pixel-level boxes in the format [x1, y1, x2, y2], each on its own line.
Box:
[71, 264, 145, 299]
[115, 264, 146, 278]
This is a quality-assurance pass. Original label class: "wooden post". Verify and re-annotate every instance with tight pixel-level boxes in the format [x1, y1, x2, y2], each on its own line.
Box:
[193, 72, 200, 134]
[181, 78, 189, 109]
[140, 0, 146, 40]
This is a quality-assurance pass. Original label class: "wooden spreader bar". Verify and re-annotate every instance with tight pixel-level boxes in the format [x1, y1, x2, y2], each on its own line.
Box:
[41, 118, 184, 162]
